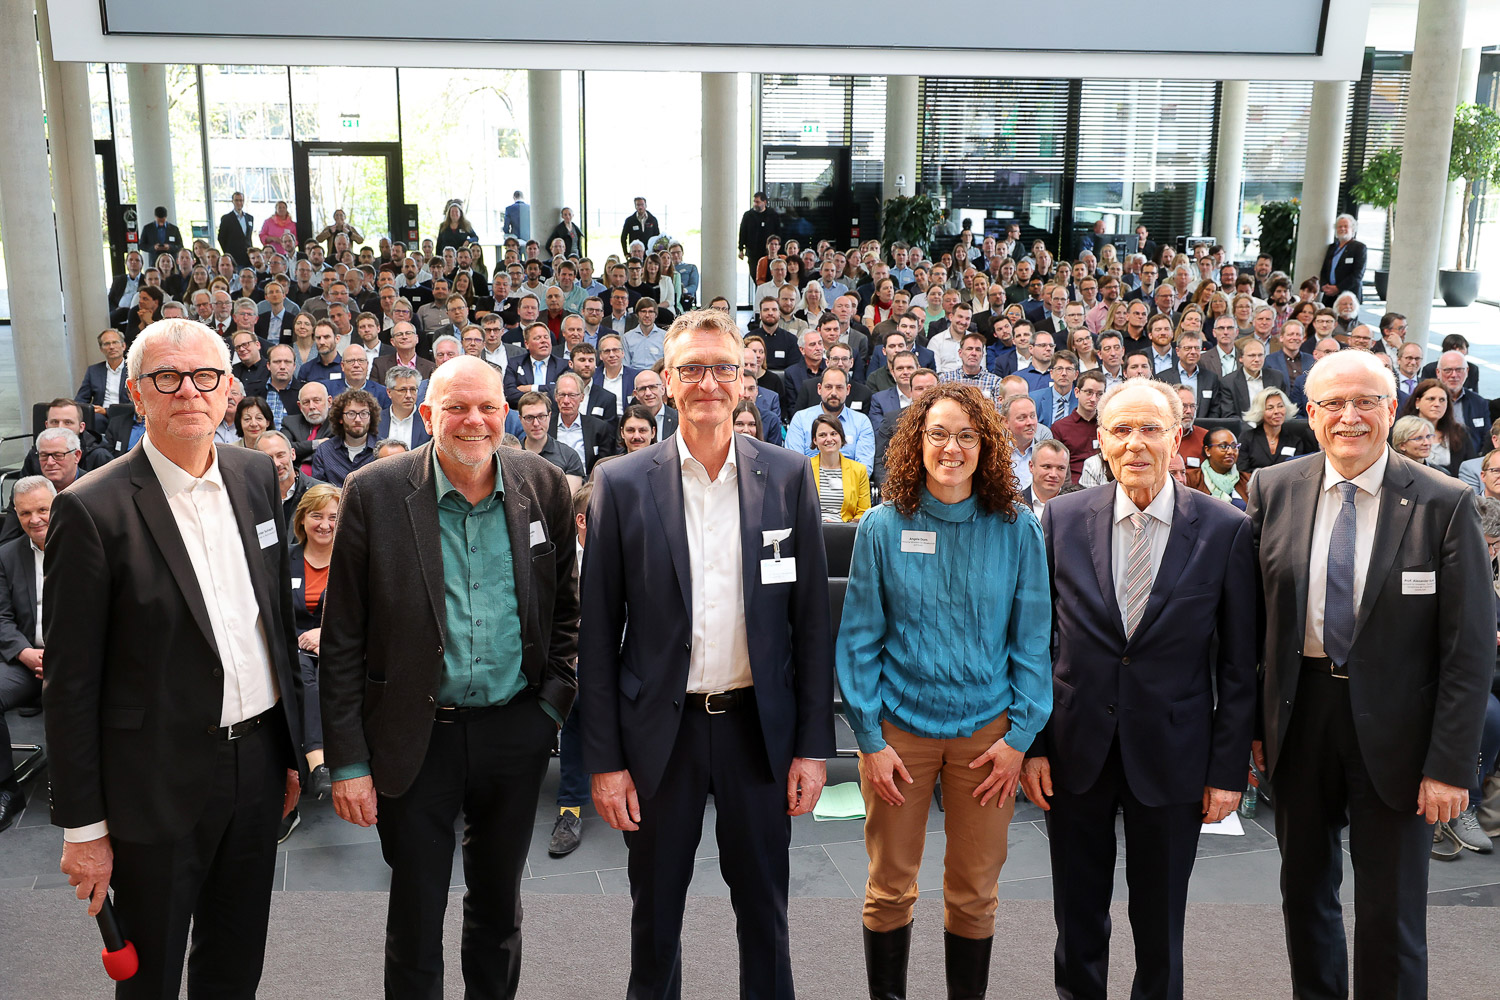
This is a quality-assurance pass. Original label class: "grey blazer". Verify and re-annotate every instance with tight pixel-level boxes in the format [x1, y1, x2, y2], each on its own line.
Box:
[318, 442, 580, 797]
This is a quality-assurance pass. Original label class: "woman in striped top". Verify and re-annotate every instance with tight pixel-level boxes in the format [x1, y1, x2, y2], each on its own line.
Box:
[810, 414, 870, 522]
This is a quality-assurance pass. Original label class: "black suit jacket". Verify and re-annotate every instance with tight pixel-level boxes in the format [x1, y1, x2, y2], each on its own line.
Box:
[281, 413, 334, 464]
[43, 444, 303, 843]
[319, 443, 579, 798]
[1248, 450, 1493, 809]
[1035, 482, 1257, 806]
[218, 210, 255, 267]
[503, 354, 570, 409]
[0, 535, 39, 664]
[548, 412, 617, 473]
[1217, 367, 1289, 418]
[1320, 239, 1367, 304]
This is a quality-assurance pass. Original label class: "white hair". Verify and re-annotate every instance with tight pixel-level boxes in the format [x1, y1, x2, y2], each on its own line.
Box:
[1243, 387, 1296, 427]
[1303, 348, 1397, 402]
[1335, 213, 1358, 235]
[1098, 378, 1183, 427]
[126, 318, 231, 384]
[36, 427, 80, 453]
[12, 475, 56, 502]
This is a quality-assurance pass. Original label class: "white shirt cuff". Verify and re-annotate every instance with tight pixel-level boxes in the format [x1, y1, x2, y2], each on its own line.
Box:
[64, 821, 110, 843]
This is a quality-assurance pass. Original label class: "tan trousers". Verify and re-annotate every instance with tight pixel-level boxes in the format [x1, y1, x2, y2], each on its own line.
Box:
[858, 713, 1016, 938]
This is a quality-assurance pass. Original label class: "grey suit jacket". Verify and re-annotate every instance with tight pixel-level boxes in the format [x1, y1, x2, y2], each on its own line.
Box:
[1248, 449, 1492, 810]
[318, 442, 580, 798]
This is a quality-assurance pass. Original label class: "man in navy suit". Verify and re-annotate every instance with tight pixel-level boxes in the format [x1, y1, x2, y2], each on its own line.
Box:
[1031, 350, 1080, 428]
[581, 309, 834, 1000]
[868, 350, 922, 434]
[75, 328, 130, 436]
[503, 323, 569, 409]
[1024, 379, 1257, 1000]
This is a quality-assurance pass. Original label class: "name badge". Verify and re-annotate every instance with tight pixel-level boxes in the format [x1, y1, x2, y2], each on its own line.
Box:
[329, 372, 343, 380]
[256, 519, 277, 549]
[291, 577, 302, 590]
[591, 406, 605, 416]
[1280, 445, 1296, 456]
[1402, 571, 1436, 595]
[1475, 417, 1487, 427]
[901, 530, 937, 554]
[1186, 456, 1201, 468]
[529, 520, 546, 547]
[850, 401, 864, 411]
[761, 557, 797, 584]
[1201, 390, 1214, 399]
[773, 350, 787, 359]
[1091, 439, 1099, 449]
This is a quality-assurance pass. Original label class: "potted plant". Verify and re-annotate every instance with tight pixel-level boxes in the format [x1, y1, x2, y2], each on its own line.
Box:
[1350, 148, 1401, 300]
[1440, 103, 1500, 307]
[1257, 198, 1300, 274]
[880, 194, 942, 250]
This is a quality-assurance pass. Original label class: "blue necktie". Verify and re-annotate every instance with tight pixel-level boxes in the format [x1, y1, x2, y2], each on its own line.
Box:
[1323, 481, 1358, 665]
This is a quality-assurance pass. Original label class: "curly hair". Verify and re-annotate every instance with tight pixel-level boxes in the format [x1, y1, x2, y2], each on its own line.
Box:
[881, 383, 1020, 521]
[328, 388, 381, 438]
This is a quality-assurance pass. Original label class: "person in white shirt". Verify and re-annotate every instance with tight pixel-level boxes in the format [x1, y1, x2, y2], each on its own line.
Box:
[381, 367, 423, 448]
[927, 302, 972, 374]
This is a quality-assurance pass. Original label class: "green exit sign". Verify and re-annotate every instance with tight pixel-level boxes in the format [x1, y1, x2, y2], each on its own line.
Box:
[340, 114, 361, 129]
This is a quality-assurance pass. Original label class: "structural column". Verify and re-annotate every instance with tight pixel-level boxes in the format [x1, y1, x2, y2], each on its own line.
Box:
[1211, 81, 1248, 256]
[39, 0, 109, 380]
[0, 0, 74, 415]
[1292, 80, 1350, 289]
[527, 70, 564, 249]
[883, 76, 919, 202]
[1388, 0, 1466, 342]
[701, 73, 738, 308]
[124, 64, 175, 224]
[1437, 46, 1481, 272]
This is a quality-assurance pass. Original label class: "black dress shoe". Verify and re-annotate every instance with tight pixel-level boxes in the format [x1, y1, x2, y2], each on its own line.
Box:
[18, 704, 41, 718]
[0, 784, 26, 833]
[547, 811, 582, 857]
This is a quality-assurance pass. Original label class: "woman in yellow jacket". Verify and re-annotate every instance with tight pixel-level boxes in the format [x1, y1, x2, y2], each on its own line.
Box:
[810, 413, 871, 522]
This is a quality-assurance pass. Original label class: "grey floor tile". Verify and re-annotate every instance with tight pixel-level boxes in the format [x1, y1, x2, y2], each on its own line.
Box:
[271, 850, 288, 892]
[1427, 882, 1500, 906]
[598, 857, 731, 897]
[527, 816, 633, 878]
[34, 873, 71, 890]
[788, 845, 857, 898]
[1426, 847, 1500, 893]
[790, 813, 866, 848]
[991, 875, 1060, 901]
[1183, 849, 1297, 905]
[0, 823, 66, 881]
[996, 821, 1055, 883]
[0, 875, 36, 889]
[283, 841, 392, 892]
[522, 870, 604, 895]
[276, 801, 381, 853]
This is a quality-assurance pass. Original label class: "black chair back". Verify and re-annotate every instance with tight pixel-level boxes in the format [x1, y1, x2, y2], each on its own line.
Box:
[822, 521, 858, 578]
[1194, 416, 1244, 439]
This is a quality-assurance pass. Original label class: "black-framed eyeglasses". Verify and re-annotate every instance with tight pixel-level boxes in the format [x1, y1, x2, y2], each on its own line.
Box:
[139, 368, 224, 393]
[673, 364, 740, 383]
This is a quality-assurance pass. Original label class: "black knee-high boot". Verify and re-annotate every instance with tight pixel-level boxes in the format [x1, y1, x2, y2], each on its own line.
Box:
[862, 922, 912, 1000]
[943, 929, 994, 1000]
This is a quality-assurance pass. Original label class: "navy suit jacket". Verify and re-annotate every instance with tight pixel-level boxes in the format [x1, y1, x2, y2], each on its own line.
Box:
[377, 407, 432, 448]
[592, 368, 639, 408]
[1036, 482, 1258, 807]
[503, 354, 569, 409]
[868, 387, 908, 435]
[1030, 385, 1078, 428]
[578, 436, 835, 799]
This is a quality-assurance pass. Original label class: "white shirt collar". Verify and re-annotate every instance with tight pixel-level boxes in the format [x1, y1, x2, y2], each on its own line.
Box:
[1322, 448, 1389, 497]
[1114, 478, 1177, 526]
[675, 430, 738, 483]
[143, 432, 225, 498]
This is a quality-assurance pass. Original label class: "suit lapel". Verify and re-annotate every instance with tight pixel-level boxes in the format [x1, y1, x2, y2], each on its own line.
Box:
[403, 445, 447, 640]
[1287, 457, 1324, 640]
[1132, 482, 1198, 640]
[647, 446, 693, 620]
[497, 451, 534, 621]
[1351, 453, 1417, 646]
[1086, 484, 1125, 641]
[218, 450, 278, 640]
[737, 437, 768, 612]
[127, 449, 221, 658]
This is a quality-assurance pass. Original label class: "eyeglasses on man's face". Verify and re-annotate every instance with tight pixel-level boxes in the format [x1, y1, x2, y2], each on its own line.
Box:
[140, 368, 224, 394]
[1309, 395, 1388, 414]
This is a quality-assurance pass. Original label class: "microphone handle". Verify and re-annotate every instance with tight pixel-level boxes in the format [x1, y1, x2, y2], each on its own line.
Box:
[96, 894, 127, 953]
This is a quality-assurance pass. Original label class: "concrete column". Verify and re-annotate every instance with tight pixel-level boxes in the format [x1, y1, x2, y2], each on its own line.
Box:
[527, 70, 564, 249]
[38, 0, 109, 381]
[124, 64, 175, 224]
[1388, 0, 1466, 342]
[883, 76, 919, 201]
[701, 73, 738, 308]
[1212, 81, 1248, 256]
[0, 0, 74, 415]
[1292, 80, 1350, 289]
[1437, 46, 1481, 272]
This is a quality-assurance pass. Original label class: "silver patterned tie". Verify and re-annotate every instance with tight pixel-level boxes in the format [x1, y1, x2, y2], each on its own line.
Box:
[1123, 513, 1152, 637]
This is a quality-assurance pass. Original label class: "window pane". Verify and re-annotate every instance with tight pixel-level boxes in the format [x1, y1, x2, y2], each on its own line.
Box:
[289, 66, 399, 143]
[202, 65, 293, 242]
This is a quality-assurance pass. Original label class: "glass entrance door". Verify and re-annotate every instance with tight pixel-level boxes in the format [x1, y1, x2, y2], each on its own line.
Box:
[291, 142, 404, 255]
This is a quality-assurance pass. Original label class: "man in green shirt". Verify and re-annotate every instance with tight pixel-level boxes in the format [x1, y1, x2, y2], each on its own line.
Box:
[319, 355, 579, 999]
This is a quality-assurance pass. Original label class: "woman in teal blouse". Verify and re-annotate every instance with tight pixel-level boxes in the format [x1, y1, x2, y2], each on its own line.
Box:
[836, 382, 1052, 1000]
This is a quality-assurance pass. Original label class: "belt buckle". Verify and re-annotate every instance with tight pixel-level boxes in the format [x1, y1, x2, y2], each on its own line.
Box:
[1330, 660, 1349, 680]
[704, 691, 729, 715]
[226, 720, 247, 740]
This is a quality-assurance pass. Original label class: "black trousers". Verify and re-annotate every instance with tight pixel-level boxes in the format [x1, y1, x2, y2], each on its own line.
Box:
[297, 651, 323, 753]
[1273, 671, 1432, 1000]
[1044, 737, 1203, 1000]
[0, 660, 42, 783]
[375, 695, 555, 1000]
[624, 696, 793, 1000]
[109, 710, 288, 1000]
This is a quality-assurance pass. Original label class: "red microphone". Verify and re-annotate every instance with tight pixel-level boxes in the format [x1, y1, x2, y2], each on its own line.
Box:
[95, 894, 138, 981]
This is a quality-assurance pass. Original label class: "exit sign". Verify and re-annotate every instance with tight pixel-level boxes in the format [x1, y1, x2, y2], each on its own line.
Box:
[340, 114, 361, 129]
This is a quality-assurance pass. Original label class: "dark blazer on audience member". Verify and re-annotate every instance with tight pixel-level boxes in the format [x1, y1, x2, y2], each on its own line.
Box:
[1217, 366, 1289, 418]
[1319, 238, 1367, 305]
[592, 368, 640, 410]
[319, 442, 578, 798]
[74, 362, 128, 431]
[372, 353, 437, 383]
[376, 407, 432, 450]
[502, 354, 569, 409]
[547, 411, 617, 474]
[281, 413, 335, 464]
[0, 535, 39, 665]
[1236, 421, 1319, 474]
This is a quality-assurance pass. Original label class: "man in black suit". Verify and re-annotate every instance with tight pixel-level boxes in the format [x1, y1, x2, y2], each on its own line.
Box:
[581, 309, 833, 999]
[620, 196, 661, 254]
[217, 191, 255, 268]
[1024, 379, 1257, 1000]
[140, 206, 183, 258]
[0, 477, 52, 830]
[321, 356, 578, 999]
[1319, 213, 1367, 306]
[46, 319, 304, 997]
[1249, 350, 1492, 999]
[549, 372, 616, 474]
[108, 251, 145, 323]
[255, 429, 321, 525]
[1216, 340, 1288, 417]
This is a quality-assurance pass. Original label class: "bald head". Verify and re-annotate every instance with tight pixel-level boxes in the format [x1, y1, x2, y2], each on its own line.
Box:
[426, 354, 505, 408]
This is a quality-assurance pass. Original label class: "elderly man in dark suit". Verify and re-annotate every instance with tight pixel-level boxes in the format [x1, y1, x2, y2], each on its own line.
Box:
[0, 477, 53, 830]
[581, 309, 834, 1000]
[1024, 379, 1257, 1000]
[320, 356, 579, 1000]
[1249, 350, 1492, 1000]
[45, 319, 304, 998]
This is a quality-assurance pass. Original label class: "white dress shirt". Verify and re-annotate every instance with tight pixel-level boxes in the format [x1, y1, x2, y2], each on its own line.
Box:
[602, 372, 625, 410]
[556, 414, 586, 464]
[482, 345, 508, 366]
[927, 331, 962, 373]
[386, 410, 416, 448]
[1303, 451, 1387, 657]
[1245, 373, 1265, 403]
[103, 361, 126, 407]
[677, 433, 752, 693]
[1111, 480, 1177, 632]
[30, 543, 44, 647]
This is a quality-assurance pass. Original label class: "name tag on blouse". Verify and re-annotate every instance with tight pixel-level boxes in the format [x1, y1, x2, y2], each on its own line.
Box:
[901, 530, 937, 555]
[291, 577, 302, 590]
[1280, 446, 1296, 456]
